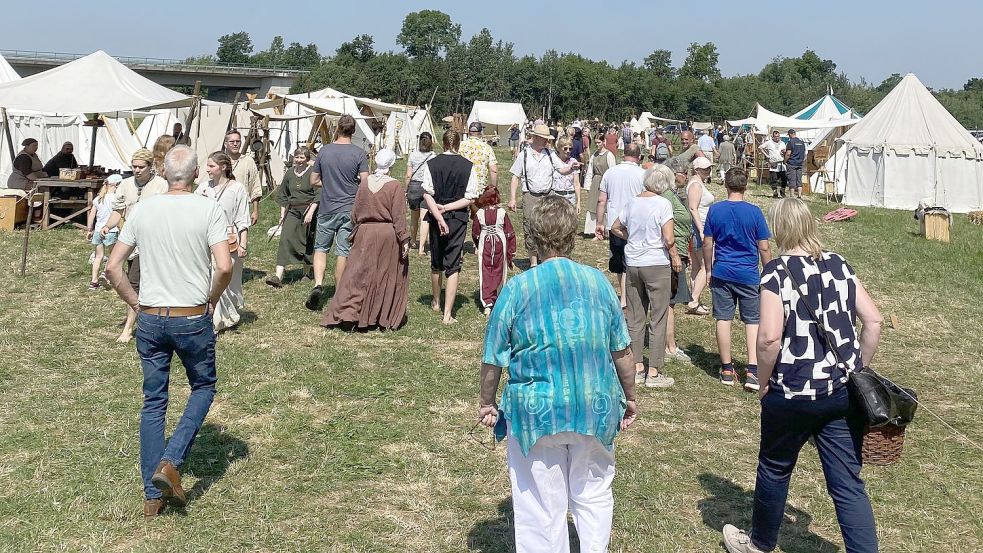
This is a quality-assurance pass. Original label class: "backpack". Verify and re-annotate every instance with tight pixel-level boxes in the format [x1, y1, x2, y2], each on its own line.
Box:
[655, 141, 669, 161]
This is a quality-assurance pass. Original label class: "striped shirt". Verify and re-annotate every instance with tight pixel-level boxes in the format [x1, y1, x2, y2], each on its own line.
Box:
[482, 257, 631, 455]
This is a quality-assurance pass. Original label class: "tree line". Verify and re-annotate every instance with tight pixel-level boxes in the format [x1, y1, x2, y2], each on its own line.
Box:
[187, 10, 983, 129]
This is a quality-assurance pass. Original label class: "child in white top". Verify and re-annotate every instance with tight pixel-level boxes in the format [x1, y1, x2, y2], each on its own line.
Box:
[85, 174, 121, 290]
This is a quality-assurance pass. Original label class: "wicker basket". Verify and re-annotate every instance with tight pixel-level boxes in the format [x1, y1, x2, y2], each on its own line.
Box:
[59, 168, 80, 181]
[862, 425, 906, 466]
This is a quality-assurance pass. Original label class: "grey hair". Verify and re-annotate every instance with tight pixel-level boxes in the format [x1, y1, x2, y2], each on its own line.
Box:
[528, 195, 577, 259]
[644, 165, 674, 194]
[665, 157, 688, 174]
[163, 145, 198, 186]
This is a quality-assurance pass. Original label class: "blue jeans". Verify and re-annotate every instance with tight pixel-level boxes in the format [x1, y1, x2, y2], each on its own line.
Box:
[751, 387, 877, 552]
[136, 311, 217, 499]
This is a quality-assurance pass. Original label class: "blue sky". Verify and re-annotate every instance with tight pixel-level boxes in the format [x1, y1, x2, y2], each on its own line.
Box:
[5, 1, 981, 90]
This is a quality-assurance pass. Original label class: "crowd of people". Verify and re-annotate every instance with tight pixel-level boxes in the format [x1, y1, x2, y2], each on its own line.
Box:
[72, 113, 884, 553]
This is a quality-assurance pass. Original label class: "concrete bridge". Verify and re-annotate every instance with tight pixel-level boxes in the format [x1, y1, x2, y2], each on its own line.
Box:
[1, 50, 309, 101]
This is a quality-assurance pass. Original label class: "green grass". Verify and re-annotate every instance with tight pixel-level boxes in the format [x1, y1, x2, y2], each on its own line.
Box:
[1, 148, 982, 552]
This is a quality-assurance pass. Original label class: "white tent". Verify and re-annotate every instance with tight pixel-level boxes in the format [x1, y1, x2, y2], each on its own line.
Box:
[467, 101, 526, 142]
[0, 50, 190, 114]
[640, 112, 686, 126]
[835, 73, 983, 212]
[0, 53, 146, 185]
[0, 51, 191, 186]
[732, 104, 859, 137]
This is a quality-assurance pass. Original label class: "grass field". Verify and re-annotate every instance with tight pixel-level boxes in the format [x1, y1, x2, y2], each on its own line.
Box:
[1, 148, 982, 552]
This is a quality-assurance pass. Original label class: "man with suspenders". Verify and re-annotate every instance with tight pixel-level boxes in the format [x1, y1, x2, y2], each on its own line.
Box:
[507, 123, 580, 267]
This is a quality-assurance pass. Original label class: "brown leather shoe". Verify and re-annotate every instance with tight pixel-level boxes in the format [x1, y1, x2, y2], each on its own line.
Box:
[144, 498, 165, 520]
[151, 460, 187, 508]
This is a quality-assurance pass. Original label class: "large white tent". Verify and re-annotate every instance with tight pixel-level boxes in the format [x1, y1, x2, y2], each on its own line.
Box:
[0, 51, 190, 114]
[467, 101, 526, 142]
[0, 53, 148, 186]
[728, 104, 859, 139]
[834, 73, 983, 212]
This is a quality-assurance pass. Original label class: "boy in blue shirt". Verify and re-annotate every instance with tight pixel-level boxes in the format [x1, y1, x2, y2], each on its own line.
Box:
[702, 168, 772, 390]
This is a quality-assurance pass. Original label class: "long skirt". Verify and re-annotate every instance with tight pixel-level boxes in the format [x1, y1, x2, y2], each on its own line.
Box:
[213, 253, 244, 332]
[276, 208, 315, 266]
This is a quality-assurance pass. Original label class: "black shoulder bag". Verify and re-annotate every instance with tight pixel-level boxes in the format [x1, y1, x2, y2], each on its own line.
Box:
[777, 256, 917, 429]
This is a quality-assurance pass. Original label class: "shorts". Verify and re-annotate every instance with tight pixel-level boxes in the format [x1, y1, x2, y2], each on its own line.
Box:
[608, 235, 627, 274]
[314, 211, 353, 256]
[710, 277, 760, 324]
[669, 256, 692, 305]
[429, 213, 467, 277]
[407, 180, 425, 210]
[692, 221, 704, 248]
[92, 231, 118, 247]
[127, 256, 141, 293]
[554, 190, 576, 206]
[786, 165, 804, 189]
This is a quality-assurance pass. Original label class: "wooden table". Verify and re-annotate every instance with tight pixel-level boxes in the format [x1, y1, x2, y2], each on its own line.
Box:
[36, 178, 103, 230]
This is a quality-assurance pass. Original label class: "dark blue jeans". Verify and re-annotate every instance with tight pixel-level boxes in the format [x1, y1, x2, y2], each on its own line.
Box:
[136, 311, 217, 499]
[751, 386, 877, 552]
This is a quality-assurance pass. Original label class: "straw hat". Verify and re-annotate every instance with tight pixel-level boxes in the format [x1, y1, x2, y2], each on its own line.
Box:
[530, 123, 553, 139]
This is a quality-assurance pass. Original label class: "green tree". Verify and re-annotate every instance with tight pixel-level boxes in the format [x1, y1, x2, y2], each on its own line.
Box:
[216, 32, 253, 65]
[876, 73, 903, 94]
[643, 49, 675, 80]
[252, 36, 285, 67]
[963, 78, 983, 93]
[396, 10, 461, 59]
[336, 34, 376, 65]
[282, 42, 322, 69]
[679, 42, 720, 82]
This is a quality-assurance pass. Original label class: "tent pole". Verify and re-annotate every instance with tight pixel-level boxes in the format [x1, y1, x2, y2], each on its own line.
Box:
[1, 108, 15, 163]
[88, 117, 99, 167]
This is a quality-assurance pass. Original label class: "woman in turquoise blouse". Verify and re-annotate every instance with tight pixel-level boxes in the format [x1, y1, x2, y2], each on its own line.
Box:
[478, 195, 637, 553]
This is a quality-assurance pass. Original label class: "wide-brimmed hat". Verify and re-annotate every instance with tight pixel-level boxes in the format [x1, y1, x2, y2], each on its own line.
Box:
[530, 123, 554, 139]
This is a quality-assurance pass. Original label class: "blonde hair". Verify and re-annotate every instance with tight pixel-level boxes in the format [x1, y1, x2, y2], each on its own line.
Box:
[529, 195, 577, 259]
[555, 137, 572, 154]
[768, 198, 823, 259]
[643, 165, 673, 194]
[96, 178, 117, 202]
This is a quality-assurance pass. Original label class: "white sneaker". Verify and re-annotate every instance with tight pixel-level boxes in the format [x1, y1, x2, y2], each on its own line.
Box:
[722, 524, 765, 553]
[645, 374, 675, 388]
[666, 348, 691, 363]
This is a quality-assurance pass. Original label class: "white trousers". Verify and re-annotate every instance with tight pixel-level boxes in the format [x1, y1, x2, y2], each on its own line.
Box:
[508, 431, 616, 553]
[584, 211, 597, 235]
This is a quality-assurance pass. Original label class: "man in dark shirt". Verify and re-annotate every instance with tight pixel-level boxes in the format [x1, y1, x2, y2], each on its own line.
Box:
[306, 114, 369, 310]
[784, 129, 807, 199]
[43, 142, 79, 177]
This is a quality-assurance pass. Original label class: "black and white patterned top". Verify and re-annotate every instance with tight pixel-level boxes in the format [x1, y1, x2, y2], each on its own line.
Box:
[760, 252, 861, 400]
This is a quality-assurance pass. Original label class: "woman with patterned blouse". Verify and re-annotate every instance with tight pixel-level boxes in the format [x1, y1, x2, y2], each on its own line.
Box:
[477, 195, 637, 553]
[722, 198, 883, 553]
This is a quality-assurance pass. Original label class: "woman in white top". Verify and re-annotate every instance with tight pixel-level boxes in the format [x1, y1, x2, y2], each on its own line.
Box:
[552, 137, 581, 213]
[611, 167, 682, 388]
[404, 132, 435, 255]
[687, 156, 715, 315]
[196, 151, 251, 332]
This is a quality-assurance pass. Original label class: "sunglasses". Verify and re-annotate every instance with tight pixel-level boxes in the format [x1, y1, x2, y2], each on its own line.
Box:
[562, 148, 572, 152]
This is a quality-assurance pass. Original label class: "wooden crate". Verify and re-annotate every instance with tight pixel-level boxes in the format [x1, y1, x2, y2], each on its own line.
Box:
[921, 212, 950, 243]
[0, 195, 28, 232]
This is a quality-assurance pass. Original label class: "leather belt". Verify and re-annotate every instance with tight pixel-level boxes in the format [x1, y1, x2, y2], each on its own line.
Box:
[554, 190, 575, 195]
[525, 190, 551, 197]
[139, 305, 208, 317]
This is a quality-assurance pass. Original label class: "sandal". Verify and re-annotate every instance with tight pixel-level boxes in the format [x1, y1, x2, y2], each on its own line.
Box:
[685, 303, 710, 315]
[265, 275, 282, 288]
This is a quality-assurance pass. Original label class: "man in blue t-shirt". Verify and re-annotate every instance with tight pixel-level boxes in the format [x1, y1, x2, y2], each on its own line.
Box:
[784, 128, 807, 199]
[702, 168, 772, 390]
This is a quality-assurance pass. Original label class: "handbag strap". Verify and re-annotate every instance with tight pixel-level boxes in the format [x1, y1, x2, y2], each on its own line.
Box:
[776, 255, 853, 376]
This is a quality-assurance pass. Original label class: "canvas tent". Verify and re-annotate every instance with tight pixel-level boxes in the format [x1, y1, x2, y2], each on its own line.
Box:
[467, 101, 526, 142]
[833, 73, 983, 212]
[639, 112, 686, 126]
[728, 104, 859, 138]
[0, 53, 148, 185]
[0, 50, 191, 186]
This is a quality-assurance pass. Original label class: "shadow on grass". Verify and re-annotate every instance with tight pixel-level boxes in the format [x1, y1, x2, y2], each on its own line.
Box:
[417, 292, 470, 313]
[696, 473, 839, 553]
[181, 423, 249, 505]
[685, 344, 751, 381]
[468, 498, 581, 552]
[242, 267, 267, 284]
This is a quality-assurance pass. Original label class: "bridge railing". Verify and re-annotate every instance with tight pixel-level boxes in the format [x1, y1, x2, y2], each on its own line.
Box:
[0, 49, 309, 76]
